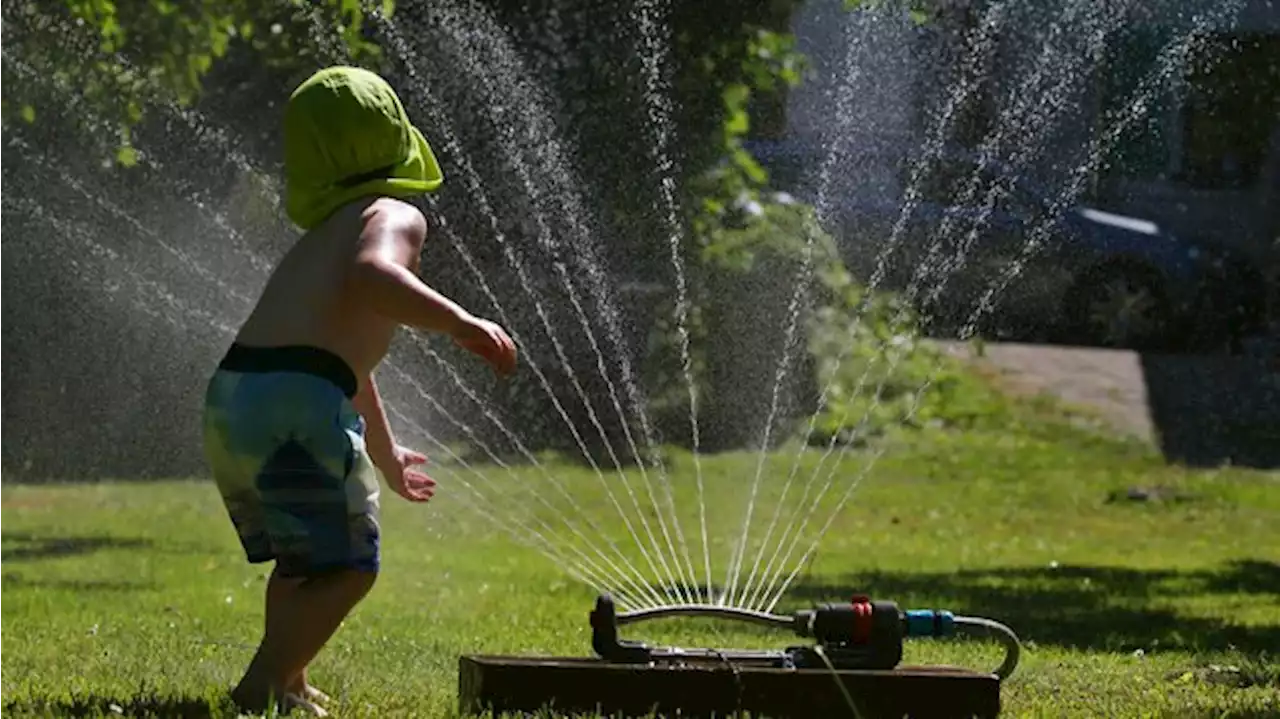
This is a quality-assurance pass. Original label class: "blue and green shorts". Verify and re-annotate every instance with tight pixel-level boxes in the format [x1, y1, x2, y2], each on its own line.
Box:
[202, 343, 381, 577]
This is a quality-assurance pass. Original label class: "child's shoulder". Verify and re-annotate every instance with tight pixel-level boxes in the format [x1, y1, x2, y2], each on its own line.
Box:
[361, 196, 427, 229]
[349, 197, 428, 255]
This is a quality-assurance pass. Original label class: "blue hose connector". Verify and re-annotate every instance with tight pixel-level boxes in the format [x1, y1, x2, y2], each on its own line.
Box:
[903, 609, 955, 638]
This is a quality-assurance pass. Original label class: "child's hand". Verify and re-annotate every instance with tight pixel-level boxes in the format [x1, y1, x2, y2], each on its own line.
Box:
[454, 315, 518, 376]
[382, 445, 437, 503]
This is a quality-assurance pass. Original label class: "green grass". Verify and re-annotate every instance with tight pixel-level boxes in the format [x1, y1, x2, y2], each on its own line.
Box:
[3, 392, 1278, 718]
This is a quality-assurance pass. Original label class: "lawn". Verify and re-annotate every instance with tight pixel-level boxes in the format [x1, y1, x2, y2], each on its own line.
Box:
[2, 385, 1278, 718]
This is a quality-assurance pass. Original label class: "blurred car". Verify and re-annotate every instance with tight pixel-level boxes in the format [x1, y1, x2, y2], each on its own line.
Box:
[745, 138, 1267, 351]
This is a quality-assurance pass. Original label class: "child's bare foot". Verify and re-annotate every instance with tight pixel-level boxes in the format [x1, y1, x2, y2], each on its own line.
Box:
[280, 691, 329, 717]
[229, 684, 271, 715]
[303, 685, 332, 706]
[230, 684, 328, 717]
[285, 675, 331, 706]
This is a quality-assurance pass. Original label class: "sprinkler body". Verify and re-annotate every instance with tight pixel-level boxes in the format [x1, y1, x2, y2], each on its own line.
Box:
[458, 595, 1016, 719]
[790, 596, 907, 669]
[589, 593, 1019, 678]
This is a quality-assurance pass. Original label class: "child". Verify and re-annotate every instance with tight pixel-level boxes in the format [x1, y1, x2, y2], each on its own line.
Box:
[202, 65, 517, 716]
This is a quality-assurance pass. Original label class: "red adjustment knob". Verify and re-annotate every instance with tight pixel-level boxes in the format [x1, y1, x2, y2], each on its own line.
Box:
[850, 595, 873, 644]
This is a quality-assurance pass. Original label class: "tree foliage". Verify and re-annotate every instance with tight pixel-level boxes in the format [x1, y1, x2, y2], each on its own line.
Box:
[465, 0, 809, 273]
[2, 0, 846, 462]
[1, 1, 391, 165]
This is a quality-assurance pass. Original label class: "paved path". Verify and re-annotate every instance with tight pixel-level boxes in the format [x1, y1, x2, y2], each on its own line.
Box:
[936, 341, 1156, 440]
[935, 340, 1280, 468]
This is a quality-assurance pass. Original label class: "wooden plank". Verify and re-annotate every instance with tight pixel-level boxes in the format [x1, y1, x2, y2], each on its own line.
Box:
[458, 655, 1002, 718]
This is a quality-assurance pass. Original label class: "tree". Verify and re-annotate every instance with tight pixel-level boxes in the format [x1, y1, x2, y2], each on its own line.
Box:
[1, 1, 398, 480]
[0, 0, 827, 474]
[393, 0, 816, 452]
[1, 1, 391, 166]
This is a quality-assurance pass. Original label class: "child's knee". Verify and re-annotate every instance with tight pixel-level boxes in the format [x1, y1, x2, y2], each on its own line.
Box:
[317, 567, 377, 603]
[345, 568, 377, 598]
[287, 565, 377, 601]
[295, 565, 378, 603]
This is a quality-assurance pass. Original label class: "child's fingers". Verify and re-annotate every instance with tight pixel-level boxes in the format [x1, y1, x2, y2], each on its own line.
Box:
[400, 478, 434, 502]
[502, 339, 517, 374]
[406, 469, 436, 487]
[488, 328, 517, 376]
[494, 338, 517, 376]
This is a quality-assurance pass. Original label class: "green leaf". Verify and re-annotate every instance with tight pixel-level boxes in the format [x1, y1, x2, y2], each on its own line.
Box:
[115, 145, 138, 167]
[21, 105, 36, 124]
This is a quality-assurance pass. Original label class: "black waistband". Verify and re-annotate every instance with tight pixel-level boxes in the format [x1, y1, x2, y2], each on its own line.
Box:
[218, 343, 358, 399]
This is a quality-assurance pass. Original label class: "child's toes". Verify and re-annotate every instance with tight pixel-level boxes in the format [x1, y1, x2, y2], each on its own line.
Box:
[282, 692, 329, 717]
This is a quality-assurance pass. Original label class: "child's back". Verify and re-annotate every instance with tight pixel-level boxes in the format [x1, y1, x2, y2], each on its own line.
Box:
[236, 196, 417, 378]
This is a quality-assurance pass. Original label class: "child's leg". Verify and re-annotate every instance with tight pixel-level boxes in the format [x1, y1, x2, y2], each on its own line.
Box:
[239, 414, 383, 712]
[255, 566, 334, 704]
[264, 570, 318, 699]
[234, 567, 376, 709]
[204, 360, 382, 715]
[264, 570, 305, 694]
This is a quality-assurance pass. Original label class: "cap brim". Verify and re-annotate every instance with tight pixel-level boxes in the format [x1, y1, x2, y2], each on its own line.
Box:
[285, 126, 444, 229]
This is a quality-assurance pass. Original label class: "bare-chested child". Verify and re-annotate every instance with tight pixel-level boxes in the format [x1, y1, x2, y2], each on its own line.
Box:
[201, 66, 517, 716]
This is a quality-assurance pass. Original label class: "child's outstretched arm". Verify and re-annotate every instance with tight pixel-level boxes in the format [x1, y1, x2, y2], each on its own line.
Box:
[348, 207, 471, 335]
[354, 369, 436, 503]
[353, 371, 397, 468]
[347, 205, 517, 376]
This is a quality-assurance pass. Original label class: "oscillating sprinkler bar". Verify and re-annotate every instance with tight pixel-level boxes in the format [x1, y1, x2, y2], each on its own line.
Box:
[614, 603, 796, 630]
[591, 593, 1022, 680]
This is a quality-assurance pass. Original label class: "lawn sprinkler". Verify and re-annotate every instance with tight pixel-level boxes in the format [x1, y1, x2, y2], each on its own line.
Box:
[590, 593, 1021, 677]
[460, 592, 1022, 718]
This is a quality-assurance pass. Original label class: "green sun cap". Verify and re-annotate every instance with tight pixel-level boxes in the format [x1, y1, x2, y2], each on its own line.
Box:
[283, 65, 443, 230]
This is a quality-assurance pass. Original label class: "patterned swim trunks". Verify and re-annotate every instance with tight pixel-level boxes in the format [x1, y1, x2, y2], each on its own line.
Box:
[202, 343, 381, 577]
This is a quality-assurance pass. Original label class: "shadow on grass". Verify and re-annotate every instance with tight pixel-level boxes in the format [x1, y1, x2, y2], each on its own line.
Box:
[779, 561, 1280, 656]
[1, 532, 153, 562]
[1, 695, 228, 719]
[1139, 353, 1280, 470]
[2, 573, 155, 592]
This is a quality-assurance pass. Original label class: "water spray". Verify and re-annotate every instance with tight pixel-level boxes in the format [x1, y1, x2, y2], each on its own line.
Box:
[461, 592, 1020, 718]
